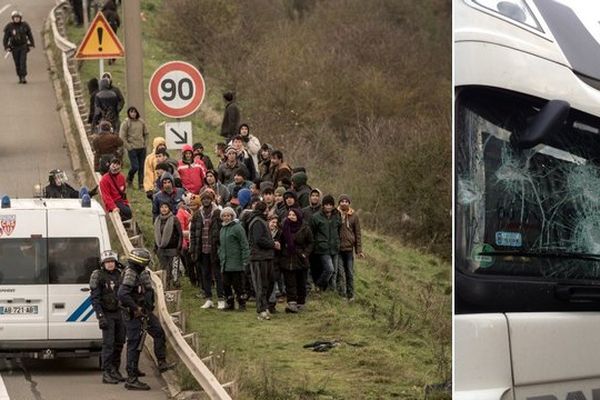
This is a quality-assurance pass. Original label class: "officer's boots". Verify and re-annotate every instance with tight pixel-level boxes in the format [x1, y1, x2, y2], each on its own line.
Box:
[125, 376, 150, 391]
[157, 359, 176, 373]
[109, 368, 126, 382]
[102, 370, 119, 384]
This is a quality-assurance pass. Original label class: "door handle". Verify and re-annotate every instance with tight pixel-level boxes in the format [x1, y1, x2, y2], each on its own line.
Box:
[555, 286, 600, 302]
[53, 303, 65, 309]
[80, 287, 90, 292]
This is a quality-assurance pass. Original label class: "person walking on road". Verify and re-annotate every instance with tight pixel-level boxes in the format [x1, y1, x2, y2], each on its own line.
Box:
[89, 250, 126, 384]
[119, 106, 148, 190]
[3, 10, 34, 84]
[118, 248, 175, 391]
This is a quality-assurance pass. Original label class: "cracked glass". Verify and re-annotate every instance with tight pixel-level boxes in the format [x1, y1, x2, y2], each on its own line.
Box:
[456, 88, 600, 280]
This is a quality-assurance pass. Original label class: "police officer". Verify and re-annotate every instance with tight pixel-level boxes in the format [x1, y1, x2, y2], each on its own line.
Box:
[89, 250, 126, 384]
[44, 169, 99, 199]
[2, 10, 34, 84]
[117, 248, 174, 391]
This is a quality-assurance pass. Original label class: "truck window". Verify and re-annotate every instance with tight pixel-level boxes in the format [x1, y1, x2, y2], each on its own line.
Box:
[456, 87, 600, 282]
[48, 238, 100, 284]
[0, 238, 47, 285]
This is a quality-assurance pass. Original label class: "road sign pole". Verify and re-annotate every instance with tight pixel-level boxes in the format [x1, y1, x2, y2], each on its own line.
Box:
[82, 0, 89, 29]
[99, 59, 104, 80]
[123, 0, 145, 119]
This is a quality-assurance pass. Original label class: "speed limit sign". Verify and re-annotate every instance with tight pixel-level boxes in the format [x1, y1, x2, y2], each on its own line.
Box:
[149, 61, 206, 118]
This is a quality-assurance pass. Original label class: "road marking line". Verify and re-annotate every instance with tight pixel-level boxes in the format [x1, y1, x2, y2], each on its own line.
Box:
[0, 5, 11, 16]
[0, 373, 10, 400]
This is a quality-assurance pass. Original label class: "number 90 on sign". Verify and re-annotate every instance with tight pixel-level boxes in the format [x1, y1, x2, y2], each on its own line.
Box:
[149, 61, 206, 119]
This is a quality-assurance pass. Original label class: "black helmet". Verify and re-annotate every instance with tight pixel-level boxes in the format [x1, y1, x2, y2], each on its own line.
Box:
[127, 248, 151, 269]
[49, 169, 67, 185]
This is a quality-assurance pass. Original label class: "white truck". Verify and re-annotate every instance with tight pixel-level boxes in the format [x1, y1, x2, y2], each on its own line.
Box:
[455, 0, 600, 399]
[0, 196, 110, 359]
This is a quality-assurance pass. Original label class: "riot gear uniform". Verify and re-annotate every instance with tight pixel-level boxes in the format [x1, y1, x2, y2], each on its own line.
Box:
[89, 250, 125, 384]
[117, 248, 174, 391]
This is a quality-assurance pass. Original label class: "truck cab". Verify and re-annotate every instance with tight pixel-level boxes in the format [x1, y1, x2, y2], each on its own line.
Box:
[0, 197, 110, 359]
[455, 0, 600, 399]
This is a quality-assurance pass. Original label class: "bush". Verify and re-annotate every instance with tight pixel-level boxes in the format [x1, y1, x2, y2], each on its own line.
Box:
[157, 0, 451, 257]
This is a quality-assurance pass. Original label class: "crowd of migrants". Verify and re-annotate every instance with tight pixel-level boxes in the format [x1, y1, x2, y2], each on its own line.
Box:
[47, 0, 363, 321]
[67, 80, 364, 320]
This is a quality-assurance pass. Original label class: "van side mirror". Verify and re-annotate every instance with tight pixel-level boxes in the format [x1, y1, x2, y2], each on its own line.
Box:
[515, 100, 570, 149]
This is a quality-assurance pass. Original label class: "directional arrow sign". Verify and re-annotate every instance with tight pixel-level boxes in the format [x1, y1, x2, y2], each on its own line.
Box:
[165, 121, 193, 150]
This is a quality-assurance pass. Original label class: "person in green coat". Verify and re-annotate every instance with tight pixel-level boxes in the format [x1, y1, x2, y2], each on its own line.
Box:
[218, 207, 250, 310]
[310, 195, 341, 291]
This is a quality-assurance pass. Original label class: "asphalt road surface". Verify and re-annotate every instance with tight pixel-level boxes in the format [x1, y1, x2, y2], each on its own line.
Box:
[0, 1, 167, 398]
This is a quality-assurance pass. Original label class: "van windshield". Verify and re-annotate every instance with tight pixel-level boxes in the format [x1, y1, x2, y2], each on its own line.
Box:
[456, 87, 600, 281]
[0, 238, 47, 285]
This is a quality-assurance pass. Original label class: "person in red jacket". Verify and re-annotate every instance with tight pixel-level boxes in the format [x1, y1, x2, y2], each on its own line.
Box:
[177, 144, 206, 194]
[99, 158, 132, 220]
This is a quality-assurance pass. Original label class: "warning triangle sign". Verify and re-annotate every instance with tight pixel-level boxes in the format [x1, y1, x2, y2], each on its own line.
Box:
[74, 12, 125, 60]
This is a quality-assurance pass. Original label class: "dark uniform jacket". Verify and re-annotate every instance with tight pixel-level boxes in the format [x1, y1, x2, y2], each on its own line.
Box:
[117, 266, 154, 317]
[90, 267, 122, 317]
[2, 21, 34, 50]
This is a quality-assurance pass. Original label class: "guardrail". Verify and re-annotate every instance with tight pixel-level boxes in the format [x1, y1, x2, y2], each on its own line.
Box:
[48, 2, 232, 399]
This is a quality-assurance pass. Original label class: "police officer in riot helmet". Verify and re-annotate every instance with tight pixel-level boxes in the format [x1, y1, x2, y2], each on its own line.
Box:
[2, 10, 34, 84]
[117, 248, 175, 390]
[44, 169, 98, 199]
[89, 250, 126, 384]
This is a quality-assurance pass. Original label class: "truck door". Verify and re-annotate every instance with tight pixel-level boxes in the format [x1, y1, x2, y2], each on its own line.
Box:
[47, 210, 101, 340]
[0, 210, 48, 341]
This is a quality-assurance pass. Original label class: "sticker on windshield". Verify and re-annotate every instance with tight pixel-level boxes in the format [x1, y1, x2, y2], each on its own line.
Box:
[471, 243, 495, 269]
[495, 231, 522, 247]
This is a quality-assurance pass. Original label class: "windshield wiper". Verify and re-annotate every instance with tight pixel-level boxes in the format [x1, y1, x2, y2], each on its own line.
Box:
[479, 250, 600, 262]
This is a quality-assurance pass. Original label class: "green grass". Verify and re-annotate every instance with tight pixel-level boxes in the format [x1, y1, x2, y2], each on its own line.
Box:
[63, 3, 451, 399]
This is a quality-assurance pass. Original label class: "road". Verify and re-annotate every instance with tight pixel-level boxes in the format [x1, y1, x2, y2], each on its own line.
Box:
[0, 1, 167, 398]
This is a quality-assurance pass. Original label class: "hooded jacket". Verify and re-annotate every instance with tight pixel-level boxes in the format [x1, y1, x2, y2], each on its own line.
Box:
[99, 170, 129, 212]
[101, 72, 124, 112]
[92, 78, 120, 129]
[143, 137, 167, 191]
[151, 172, 185, 220]
[220, 100, 240, 140]
[292, 172, 311, 208]
[177, 144, 206, 194]
[218, 220, 250, 272]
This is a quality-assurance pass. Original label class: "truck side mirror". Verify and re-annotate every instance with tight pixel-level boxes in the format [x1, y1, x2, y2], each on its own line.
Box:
[515, 100, 570, 149]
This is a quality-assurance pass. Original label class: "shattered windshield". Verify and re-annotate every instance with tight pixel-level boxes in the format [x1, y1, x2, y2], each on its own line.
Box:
[456, 87, 600, 280]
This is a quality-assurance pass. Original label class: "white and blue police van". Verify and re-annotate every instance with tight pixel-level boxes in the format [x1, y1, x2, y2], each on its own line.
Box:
[0, 195, 110, 359]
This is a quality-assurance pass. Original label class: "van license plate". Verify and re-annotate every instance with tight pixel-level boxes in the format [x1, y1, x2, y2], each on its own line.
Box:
[0, 305, 39, 315]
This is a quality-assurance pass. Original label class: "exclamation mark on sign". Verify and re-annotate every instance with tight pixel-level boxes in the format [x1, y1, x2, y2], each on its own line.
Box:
[97, 27, 103, 52]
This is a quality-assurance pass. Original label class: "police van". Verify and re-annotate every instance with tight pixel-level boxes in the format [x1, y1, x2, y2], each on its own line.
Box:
[0, 196, 110, 359]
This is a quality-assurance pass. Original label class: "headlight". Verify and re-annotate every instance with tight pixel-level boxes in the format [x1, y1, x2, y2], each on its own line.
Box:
[469, 0, 543, 32]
